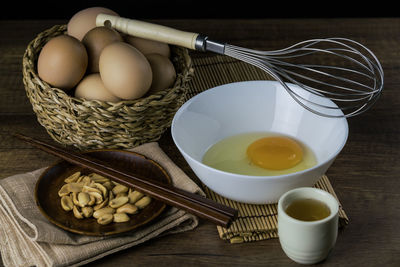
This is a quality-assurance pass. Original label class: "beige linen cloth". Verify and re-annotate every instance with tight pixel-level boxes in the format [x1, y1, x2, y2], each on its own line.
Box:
[0, 142, 204, 267]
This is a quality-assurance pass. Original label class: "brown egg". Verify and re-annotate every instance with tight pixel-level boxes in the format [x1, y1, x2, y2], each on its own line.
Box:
[99, 42, 152, 100]
[75, 73, 120, 102]
[146, 54, 176, 93]
[82, 26, 123, 73]
[37, 35, 88, 90]
[124, 35, 170, 58]
[67, 7, 119, 41]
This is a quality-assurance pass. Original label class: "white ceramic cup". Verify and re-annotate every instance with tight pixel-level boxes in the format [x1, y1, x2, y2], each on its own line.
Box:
[278, 187, 339, 264]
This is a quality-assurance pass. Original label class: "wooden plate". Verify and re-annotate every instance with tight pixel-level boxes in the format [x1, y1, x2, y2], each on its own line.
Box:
[35, 149, 171, 236]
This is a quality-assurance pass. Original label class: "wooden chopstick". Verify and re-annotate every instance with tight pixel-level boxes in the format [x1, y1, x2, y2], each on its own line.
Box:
[14, 133, 238, 228]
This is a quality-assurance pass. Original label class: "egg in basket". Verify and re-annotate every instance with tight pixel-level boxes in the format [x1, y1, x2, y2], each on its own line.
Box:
[22, 7, 193, 150]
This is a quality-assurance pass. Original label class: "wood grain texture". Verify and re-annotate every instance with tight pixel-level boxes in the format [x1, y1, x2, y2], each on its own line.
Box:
[1, 18, 400, 266]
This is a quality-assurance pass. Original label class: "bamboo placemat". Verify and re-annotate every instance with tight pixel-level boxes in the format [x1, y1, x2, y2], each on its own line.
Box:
[186, 54, 349, 243]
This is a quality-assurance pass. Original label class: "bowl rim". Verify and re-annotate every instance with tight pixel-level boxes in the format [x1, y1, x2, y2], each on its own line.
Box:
[171, 80, 349, 181]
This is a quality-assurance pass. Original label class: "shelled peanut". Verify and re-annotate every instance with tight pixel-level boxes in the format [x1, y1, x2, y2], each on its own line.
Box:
[58, 171, 152, 225]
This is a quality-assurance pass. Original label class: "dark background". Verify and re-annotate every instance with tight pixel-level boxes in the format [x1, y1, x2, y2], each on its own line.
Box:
[1, 0, 398, 20]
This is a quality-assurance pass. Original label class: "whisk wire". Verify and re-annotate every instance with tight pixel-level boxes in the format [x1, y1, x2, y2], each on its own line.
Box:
[274, 65, 378, 100]
[227, 49, 343, 112]
[223, 37, 383, 117]
[265, 59, 375, 95]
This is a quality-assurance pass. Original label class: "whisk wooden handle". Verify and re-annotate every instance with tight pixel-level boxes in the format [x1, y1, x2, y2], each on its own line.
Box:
[96, 14, 200, 50]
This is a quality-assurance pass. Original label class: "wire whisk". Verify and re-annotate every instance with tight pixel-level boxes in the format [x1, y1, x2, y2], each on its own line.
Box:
[224, 38, 384, 117]
[96, 14, 384, 118]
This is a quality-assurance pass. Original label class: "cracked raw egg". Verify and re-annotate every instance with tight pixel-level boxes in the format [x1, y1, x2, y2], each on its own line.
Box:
[247, 136, 303, 170]
[202, 132, 317, 176]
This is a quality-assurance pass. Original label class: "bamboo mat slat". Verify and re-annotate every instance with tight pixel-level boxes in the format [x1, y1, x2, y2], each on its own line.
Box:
[186, 54, 349, 243]
[204, 175, 348, 243]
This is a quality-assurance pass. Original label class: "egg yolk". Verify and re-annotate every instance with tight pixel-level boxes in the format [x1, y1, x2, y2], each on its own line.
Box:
[247, 136, 303, 170]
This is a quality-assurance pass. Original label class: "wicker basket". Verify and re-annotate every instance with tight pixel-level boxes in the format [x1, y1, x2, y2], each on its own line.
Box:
[22, 25, 194, 150]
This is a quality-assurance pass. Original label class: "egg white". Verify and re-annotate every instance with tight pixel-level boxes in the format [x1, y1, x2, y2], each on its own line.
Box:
[202, 132, 317, 176]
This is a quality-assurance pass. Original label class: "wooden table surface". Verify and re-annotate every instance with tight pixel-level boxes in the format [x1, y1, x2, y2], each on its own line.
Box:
[1, 18, 399, 266]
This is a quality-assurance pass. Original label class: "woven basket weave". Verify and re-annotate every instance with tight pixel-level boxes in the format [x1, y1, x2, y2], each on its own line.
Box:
[22, 25, 194, 150]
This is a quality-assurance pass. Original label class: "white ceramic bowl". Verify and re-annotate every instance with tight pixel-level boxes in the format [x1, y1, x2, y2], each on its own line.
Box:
[171, 81, 348, 204]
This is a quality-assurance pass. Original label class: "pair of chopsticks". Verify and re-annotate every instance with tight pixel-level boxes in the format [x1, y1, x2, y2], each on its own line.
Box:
[14, 133, 237, 228]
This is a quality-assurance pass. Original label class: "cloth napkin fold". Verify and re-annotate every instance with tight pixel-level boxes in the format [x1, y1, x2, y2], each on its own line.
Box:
[0, 142, 204, 267]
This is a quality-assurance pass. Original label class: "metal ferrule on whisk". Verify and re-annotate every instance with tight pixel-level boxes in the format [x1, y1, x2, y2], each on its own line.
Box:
[195, 34, 226, 55]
